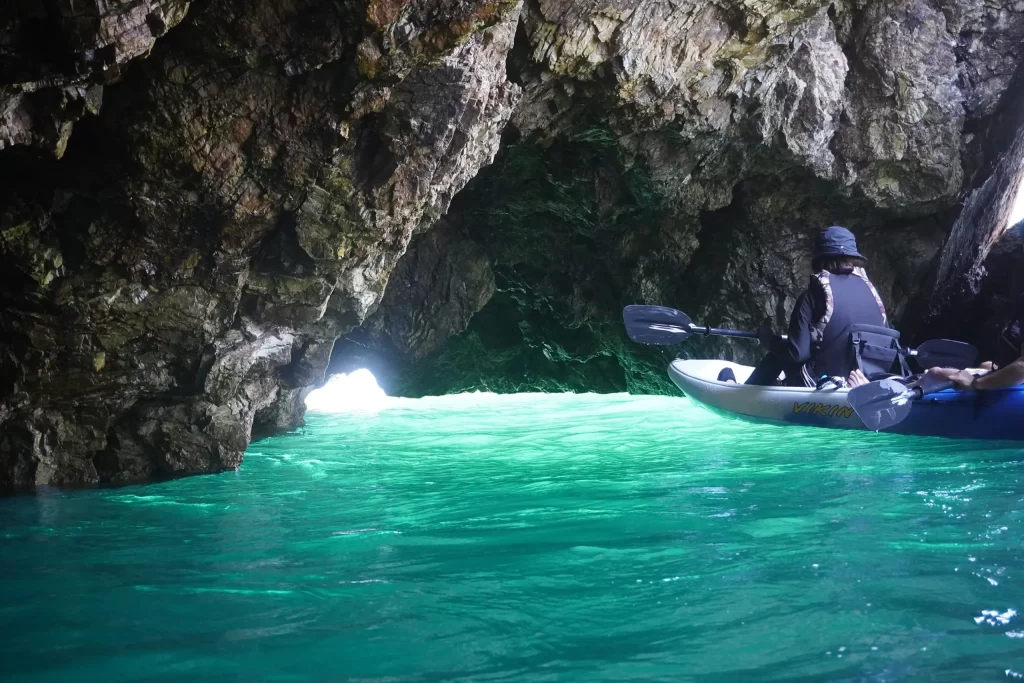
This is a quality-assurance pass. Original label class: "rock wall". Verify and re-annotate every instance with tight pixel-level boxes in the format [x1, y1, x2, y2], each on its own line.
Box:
[0, 0, 523, 487]
[340, 0, 1024, 395]
[1, 0, 192, 157]
[914, 62, 1024, 342]
[3, 0, 1024, 486]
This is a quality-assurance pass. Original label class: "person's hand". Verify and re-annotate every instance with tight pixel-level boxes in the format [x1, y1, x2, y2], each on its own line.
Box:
[949, 369, 978, 390]
[926, 367, 976, 390]
[847, 369, 869, 388]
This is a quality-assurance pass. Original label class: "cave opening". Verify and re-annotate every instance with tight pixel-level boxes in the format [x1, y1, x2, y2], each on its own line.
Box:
[1010, 173, 1024, 230]
[326, 132, 682, 398]
[305, 368, 388, 414]
[331, 125, 953, 399]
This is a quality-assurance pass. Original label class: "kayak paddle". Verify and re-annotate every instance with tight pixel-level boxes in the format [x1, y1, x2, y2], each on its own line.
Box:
[622, 305, 761, 344]
[623, 305, 977, 369]
[905, 339, 977, 370]
[848, 371, 986, 431]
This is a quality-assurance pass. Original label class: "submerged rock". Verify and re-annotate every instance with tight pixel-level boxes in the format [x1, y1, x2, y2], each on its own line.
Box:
[2, 0, 1024, 486]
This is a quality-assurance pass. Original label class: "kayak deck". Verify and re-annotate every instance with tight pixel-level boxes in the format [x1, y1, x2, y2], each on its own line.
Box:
[668, 359, 1024, 441]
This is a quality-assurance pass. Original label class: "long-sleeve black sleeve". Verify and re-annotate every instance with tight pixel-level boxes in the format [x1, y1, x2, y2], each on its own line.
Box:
[769, 291, 815, 365]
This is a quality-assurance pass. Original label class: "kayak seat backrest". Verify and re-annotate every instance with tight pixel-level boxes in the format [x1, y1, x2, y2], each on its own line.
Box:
[846, 324, 907, 380]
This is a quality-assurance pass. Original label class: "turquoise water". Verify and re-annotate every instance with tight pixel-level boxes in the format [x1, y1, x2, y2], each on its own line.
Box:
[2, 393, 1024, 682]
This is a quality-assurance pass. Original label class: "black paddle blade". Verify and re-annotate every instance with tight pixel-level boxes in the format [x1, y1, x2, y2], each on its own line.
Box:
[912, 339, 978, 370]
[848, 378, 914, 432]
[623, 306, 695, 345]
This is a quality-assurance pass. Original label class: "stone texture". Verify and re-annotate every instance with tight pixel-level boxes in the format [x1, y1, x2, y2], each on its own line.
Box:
[341, 0, 1024, 396]
[0, 0, 522, 488]
[510, 0, 1016, 214]
[4, 0, 1024, 487]
[1, 0, 192, 157]
[357, 216, 496, 361]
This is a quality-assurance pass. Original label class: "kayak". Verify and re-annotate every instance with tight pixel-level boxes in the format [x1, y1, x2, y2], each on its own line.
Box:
[668, 359, 1024, 441]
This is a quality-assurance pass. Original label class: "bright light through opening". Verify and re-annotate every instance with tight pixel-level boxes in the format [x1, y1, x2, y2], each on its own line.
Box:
[1010, 176, 1024, 229]
[305, 369, 388, 414]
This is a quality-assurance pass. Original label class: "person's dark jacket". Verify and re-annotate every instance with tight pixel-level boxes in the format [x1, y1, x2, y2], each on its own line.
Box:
[768, 269, 885, 379]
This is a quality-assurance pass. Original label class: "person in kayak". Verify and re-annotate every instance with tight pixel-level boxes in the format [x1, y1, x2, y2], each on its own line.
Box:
[925, 291, 1024, 391]
[741, 226, 891, 387]
[846, 279, 1024, 391]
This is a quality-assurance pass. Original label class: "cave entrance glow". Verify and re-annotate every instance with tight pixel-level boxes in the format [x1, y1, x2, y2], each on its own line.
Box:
[305, 369, 388, 413]
[1010, 173, 1024, 229]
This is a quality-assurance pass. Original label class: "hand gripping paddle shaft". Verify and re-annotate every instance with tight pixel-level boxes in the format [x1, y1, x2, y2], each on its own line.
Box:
[849, 371, 988, 432]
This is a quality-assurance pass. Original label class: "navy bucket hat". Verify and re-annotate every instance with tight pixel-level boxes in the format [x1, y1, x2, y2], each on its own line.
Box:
[814, 225, 866, 261]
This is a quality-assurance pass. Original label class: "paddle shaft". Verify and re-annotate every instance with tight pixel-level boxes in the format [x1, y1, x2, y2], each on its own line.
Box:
[689, 324, 759, 340]
[685, 326, 967, 364]
[908, 382, 950, 400]
[624, 308, 976, 369]
[690, 324, 790, 342]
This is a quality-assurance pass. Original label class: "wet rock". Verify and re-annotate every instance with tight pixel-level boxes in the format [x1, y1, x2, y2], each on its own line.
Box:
[346, 0, 1023, 396]
[3, 0, 1024, 486]
[0, 0, 522, 488]
[1, 0, 192, 156]
[955, 225, 1024, 366]
[358, 217, 496, 361]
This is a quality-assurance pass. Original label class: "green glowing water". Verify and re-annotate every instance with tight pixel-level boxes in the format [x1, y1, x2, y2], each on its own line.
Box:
[3, 393, 1024, 682]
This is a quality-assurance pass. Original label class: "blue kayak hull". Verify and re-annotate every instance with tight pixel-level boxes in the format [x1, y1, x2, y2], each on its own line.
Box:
[668, 359, 1024, 441]
[882, 388, 1024, 441]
